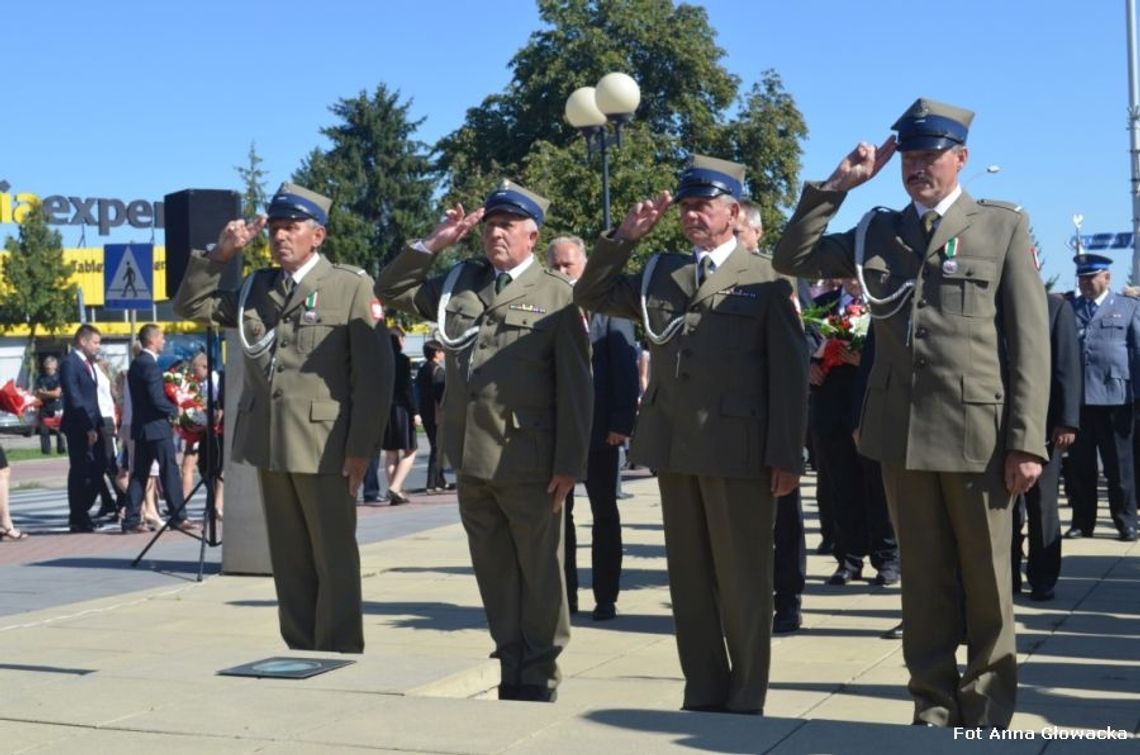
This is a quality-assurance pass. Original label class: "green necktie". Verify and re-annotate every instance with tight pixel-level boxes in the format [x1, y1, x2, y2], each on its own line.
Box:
[921, 210, 938, 242]
[697, 256, 714, 286]
[495, 272, 512, 294]
[282, 273, 296, 296]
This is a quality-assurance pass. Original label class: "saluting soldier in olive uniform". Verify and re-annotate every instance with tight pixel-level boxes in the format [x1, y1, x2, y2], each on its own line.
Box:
[173, 183, 393, 654]
[773, 99, 1050, 728]
[575, 156, 809, 715]
[375, 182, 592, 703]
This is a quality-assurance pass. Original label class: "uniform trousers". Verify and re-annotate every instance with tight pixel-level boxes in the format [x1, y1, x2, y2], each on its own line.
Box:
[257, 469, 363, 653]
[658, 471, 775, 713]
[458, 475, 569, 693]
[564, 441, 623, 607]
[1013, 443, 1062, 592]
[880, 462, 1016, 728]
[1069, 404, 1137, 535]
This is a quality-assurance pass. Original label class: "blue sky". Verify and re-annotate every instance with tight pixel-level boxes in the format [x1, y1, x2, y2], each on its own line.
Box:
[4, 0, 1134, 290]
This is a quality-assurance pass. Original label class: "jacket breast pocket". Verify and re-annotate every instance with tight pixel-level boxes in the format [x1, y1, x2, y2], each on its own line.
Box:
[938, 258, 996, 318]
[500, 307, 552, 348]
[703, 295, 760, 348]
[296, 307, 347, 354]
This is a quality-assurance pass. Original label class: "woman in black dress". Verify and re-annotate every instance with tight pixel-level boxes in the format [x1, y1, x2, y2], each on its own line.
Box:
[381, 328, 418, 504]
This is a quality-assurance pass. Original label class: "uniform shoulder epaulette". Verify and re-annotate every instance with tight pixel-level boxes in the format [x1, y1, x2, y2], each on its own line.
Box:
[977, 198, 1023, 214]
[332, 262, 367, 276]
[542, 267, 574, 286]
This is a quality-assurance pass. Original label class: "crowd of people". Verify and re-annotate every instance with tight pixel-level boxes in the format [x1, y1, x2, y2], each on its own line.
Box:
[7, 93, 1139, 732]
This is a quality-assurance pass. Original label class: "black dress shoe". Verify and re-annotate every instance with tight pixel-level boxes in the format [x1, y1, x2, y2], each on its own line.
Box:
[69, 522, 96, 533]
[497, 683, 519, 700]
[772, 608, 801, 634]
[1063, 528, 1089, 540]
[591, 602, 616, 621]
[828, 565, 863, 586]
[815, 539, 834, 555]
[1029, 586, 1055, 602]
[1118, 527, 1138, 542]
[873, 566, 900, 586]
[881, 622, 903, 640]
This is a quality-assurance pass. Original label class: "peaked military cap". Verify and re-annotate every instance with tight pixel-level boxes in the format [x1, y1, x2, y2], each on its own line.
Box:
[1073, 252, 1113, 277]
[892, 98, 974, 152]
[674, 155, 746, 201]
[483, 180, 550, 227]
[267, 182, 331, 226]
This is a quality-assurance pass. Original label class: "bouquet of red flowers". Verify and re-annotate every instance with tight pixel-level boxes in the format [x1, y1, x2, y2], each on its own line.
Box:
[163, 370, 208, 443]
[801, 302, 871, 377]
[0, 379, 39, 422]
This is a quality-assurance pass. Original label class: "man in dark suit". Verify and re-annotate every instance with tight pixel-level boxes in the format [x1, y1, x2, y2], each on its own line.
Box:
[1014, 294, 1081, 601]
[548, 235, 639, 622]
[59, 324, 106, 532]
[1067, 253, 1140, 542]
[808, 279, 899, 588]
[122, 324, 198, 534]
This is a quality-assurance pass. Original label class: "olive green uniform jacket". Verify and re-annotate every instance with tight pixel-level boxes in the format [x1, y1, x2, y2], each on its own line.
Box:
[173, 253, 393, 474]
[574, 235, 808, 479]
[374, 247, 592, 483]
[773, 184, 1049, 471]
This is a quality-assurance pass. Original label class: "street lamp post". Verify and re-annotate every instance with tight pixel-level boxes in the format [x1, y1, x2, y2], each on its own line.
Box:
[564, 72, 641, 230]
[965, 164, 1001, 185]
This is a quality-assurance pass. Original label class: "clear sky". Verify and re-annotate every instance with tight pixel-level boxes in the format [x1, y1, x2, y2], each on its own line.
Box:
[4, 0, 1136, 290]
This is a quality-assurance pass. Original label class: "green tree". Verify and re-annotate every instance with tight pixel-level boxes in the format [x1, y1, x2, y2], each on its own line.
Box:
[435, 0, 806, 263]
[235, 141, 271, 272]
[293, 84, 437, 275]
[0, 202, 79, 378]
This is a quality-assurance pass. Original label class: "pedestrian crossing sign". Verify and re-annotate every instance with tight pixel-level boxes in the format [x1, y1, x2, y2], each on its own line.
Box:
[104, 243, 153, 310]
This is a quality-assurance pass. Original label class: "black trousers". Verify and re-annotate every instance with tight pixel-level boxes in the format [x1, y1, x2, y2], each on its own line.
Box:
[124, 435, 186, 529]
[1013, 442, 1062, 591]
[814, 428, 898, 571]
[565, 441, 623, 607]
[1069, 404, 1137, 534]
[64, 428, 105, 527]
[773, 488, 805, 611]
[423, 417, 447, 489]
[811, 433, 836, 549]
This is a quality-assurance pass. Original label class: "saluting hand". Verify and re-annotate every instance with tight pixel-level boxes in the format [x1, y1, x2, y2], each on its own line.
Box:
[822, 136, 897, 193]
[1004, 451, 1043, 497]
[423, 204, 485, 253]
[213, 216, 268, 262]
[614, 191, 672, 243]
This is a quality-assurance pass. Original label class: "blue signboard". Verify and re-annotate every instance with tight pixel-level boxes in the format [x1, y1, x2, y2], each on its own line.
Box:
[1071, 233, 1134, 251]
[103, 243, 154, 310]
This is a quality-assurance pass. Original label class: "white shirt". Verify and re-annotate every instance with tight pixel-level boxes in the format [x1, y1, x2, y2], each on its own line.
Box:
[493, 253, 534, 283]
[285, 252, 322, 287]
[693, 237, 738, 285]
[912, 184, 963, 227]
[94, 365, 115, 418]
